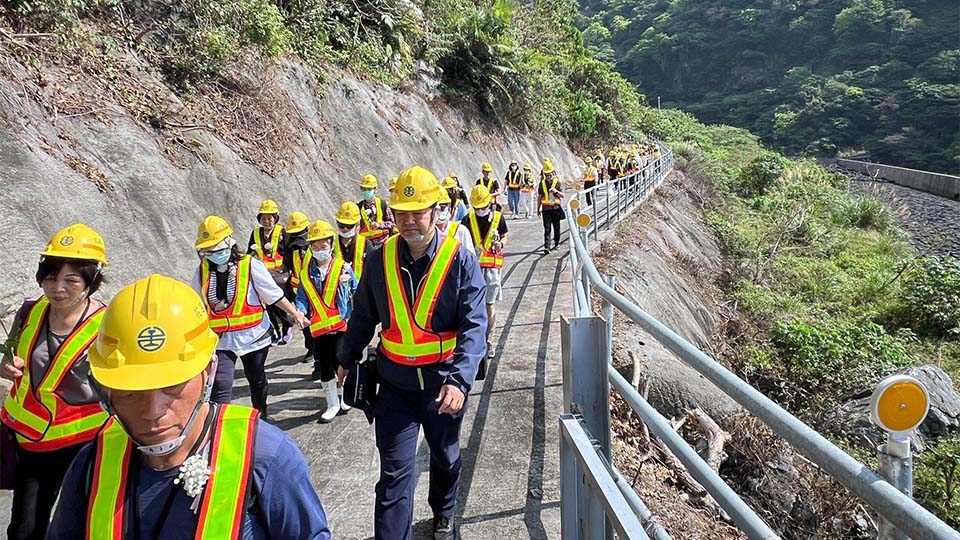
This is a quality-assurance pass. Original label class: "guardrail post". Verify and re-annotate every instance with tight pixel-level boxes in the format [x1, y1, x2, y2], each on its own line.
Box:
[561, 424, 580, 539]
[561, 315, 611, 457]
[591, 192, 599, 241]
[603, 275, 615, 351]
[605, 181, 611, 230]
[877, 433, 912, 540]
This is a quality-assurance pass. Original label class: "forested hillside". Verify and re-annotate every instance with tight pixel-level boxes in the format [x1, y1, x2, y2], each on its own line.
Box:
[579, 0, 960, 173]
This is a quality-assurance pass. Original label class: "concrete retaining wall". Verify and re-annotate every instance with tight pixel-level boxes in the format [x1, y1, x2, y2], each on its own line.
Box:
[833, 159, 960, 201]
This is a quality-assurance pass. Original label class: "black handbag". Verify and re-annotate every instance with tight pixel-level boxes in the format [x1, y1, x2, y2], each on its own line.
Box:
[343, 348, 379, 424]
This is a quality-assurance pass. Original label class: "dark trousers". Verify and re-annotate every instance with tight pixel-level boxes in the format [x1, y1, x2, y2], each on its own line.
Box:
[583, 180, 596, 205]
[312, 332, 342, 383]
[542, 208, 562, 248]
[212, 346, 271, 414]
[7, 442, 82, 540]
[373, 383, 466, 540]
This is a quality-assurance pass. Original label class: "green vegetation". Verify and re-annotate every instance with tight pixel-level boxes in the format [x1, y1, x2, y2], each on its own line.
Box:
[2, 0, 646, 140]
[638, 107, 960, 528]
[582, 0, 960, 173]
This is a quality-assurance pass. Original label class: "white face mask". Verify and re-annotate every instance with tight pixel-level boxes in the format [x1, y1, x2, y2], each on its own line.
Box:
[475, 208, 491, 218]
[312, 248, 332, 261]
[339, 229, 357, 238]
[438, 209, 451, 222]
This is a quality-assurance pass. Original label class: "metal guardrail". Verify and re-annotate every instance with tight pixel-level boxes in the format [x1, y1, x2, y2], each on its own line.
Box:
[558, 143, 960, 540]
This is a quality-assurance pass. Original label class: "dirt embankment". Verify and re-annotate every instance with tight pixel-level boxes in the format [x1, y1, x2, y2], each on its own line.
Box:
[0, 48, 584, 310]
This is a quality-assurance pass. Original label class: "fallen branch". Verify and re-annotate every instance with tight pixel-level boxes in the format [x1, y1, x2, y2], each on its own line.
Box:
[686, 407, 730, 473]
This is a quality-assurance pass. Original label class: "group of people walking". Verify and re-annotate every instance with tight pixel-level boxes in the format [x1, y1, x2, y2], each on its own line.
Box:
[0, 146, 656, 540]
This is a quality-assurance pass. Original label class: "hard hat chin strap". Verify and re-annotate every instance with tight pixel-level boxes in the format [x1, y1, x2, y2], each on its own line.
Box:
[130, 358, 218, 457]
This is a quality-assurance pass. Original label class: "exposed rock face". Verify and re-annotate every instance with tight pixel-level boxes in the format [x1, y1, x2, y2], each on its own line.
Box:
[0, 60, 583, 313]
[824, 364, 960, 451]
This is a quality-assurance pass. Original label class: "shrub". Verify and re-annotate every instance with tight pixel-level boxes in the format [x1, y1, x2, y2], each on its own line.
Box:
[916, 432, 960, 527]
[897, 257, 960, 337]
[736, 152, 789, 197]
[841, 197, 893, 232]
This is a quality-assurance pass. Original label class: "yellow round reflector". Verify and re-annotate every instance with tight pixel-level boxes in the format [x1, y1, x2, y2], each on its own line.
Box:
[570, 198, 581, 210]
[576, 213, 591, 228]
[869, 375, 929, 433]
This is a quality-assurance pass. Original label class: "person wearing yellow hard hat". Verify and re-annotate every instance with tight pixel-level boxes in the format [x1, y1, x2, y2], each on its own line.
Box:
[519, 162, 536, 219]
[333, 201, 369, 283]
[463, 184, 508, 361]
[247, 199, 293, 346]
[388, 176, 399, 195]
[447, 171, 469, 208]
[582, 155, 599, 206]
[282, 211, 314, 363]
[338, 165, 487, 540]
[594, 147, 607, 184]
[192, 215, 305, 420]
[607, 147, 622, 180]
[293, 220, 358, 423]
[0, 224, 110, 540]
[442, 176, 469, 223]
[45, 274, 332, 540]
[537, 159, 565, 253]
[436, 183, 475, 251]
[475, 162, 501, 212]
[358, 174, 395, 249]
[504, 159, 523, 218]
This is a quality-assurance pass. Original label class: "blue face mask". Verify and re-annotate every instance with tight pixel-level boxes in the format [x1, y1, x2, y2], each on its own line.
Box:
[362, 190, 376, 201]
[312, 248, 332, 261]
[205, 248, 231, 266]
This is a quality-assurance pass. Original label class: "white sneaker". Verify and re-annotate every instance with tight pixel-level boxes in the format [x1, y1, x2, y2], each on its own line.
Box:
[319, 382, 341, 423]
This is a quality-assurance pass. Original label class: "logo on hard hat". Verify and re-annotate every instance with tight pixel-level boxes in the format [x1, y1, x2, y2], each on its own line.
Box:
[137, 327, 166, 352]
[202, 231, 210, 239]
[60, 236, 74, 247]
[403, 186, 416, 197]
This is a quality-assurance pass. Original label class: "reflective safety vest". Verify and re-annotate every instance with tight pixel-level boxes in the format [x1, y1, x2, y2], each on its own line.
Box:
[380, 235, 460, 366]
[359, 199, 390, 242]
[201, 256, 266, 333]
[289, 249, 306, 291]
[478, 177, 496, 192]
[85, 404, 258, 540]
[467, 211, 504, 269]
[333, 235, 367, 281]
[506, 170, 522, 189]
[441, 222, 460, 239]
[299, 256, 348, 337]
[541, 178, 561, 206]
[583, 166, 598, 184]
[520, 175, 534, 192]
[253, 226, 284, 271]
[0, 298, 109, 452]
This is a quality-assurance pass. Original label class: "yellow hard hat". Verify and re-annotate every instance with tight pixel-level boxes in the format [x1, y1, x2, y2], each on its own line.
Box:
[448, 172, 459, 179]
[523, 163, 532, 171]
[89, 274, 218, 391]
[335, 201, 361, 225]
[285, 211, 310, 234]
[389, 177, 399, 190]
[438, 186, 452, 205]
[306, 220, 336, 242]
[360, 174, 378, 189]
[470, 185, 492, 208]
[510, 160, 518, 165]
[441, 176, 459, 189]
[40, 223, 108, 265]
[389, 166, 441, 212]
[584, 155, 593, 163]
[195, 215, 234, 250]
[543, 160, 556, 174]
[481, 162, 493, 173]
[258, 199, 279, 215]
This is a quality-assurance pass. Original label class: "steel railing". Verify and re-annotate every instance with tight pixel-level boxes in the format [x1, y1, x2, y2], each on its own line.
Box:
[558, 143, 960, 540]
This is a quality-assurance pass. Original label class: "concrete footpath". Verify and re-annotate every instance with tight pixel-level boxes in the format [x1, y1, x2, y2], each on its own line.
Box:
[0, 215, 571, 539]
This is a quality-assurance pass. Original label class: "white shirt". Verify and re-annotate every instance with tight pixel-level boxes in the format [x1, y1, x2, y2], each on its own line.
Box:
[191, 257, 285, 355]
[437, 221, 475, 252]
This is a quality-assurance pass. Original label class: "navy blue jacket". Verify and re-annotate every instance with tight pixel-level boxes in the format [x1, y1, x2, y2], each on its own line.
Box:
[339, 233, 488, 393]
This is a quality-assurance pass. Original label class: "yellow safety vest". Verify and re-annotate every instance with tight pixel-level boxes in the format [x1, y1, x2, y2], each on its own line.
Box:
[333, 235, 367, 281]
[289, 249, 306, 291]
[541, 178, 560, 206]
[86, 404, 259, 540]
[253, 226, 284, 271]
[0, 297, 108, 452]
[299, 256, 348, 337]
[360, 199, 390, 242]
[379, 235, 460, 366]
[201, 256, 266, 333]
[506, 170, 522, 189]
[467, 211, 504, 269]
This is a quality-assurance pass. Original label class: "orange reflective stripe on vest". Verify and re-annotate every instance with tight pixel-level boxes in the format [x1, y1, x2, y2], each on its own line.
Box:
[541, 178, 560, 206]
[360, 199, 390, 241]
[86, 405, 258, 540]
[299, 256, 347, 337]
[253, 226, 284, 270]
[1, 297, 109, 451]
[467, 211, 504, 269]
[334, 235, 367, 281]
[201, 256, 266, 333]
[380, 236, 460, 366]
